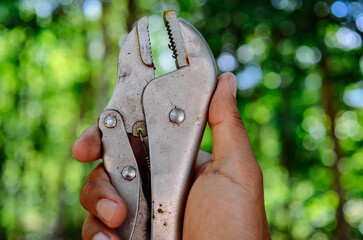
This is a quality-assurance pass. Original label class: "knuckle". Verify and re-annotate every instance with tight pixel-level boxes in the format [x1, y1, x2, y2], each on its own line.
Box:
[231, 108, 245, 130]
[209, 100, 245, 132]
[207, 156, 264, 195]
[209, 98, 225, 127]
[236, 155, 262, 175]
[79, 184, 89, 208]
[80, 178, 107, 208]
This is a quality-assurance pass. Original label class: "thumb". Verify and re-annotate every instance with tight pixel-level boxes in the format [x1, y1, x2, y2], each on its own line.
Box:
[207, 72, 269, 239]
[208, 72, 257, 168]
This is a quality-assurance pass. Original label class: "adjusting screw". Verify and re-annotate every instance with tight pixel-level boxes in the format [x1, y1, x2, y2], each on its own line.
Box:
[104, 115, 117, 128]
[121, 166, 136, 180]
[169, 108, 185, 124]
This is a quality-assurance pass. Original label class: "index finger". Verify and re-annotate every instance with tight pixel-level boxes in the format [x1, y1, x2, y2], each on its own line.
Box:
[73, 125, 102, 162]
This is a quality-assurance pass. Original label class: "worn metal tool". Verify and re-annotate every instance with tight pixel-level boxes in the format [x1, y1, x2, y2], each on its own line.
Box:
[98, 10, 217, 240]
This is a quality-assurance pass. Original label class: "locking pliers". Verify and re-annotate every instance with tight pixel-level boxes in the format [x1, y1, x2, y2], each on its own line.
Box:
[98, 10, 217, 240]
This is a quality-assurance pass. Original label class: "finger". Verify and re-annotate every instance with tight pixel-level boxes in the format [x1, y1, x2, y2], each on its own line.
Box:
[80, 163, 127, 229]
[73, 125, 102, 162]
[194, 151, 211, 180]
[73, 125, 148, 162]
[82, 214, 120, 240]
[208, 72, 261, 174]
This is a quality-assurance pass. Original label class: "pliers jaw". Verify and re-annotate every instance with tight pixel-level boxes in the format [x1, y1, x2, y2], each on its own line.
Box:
[164, 10, 189, 68]
[104, 11, 197, 138]
[98, 10, 217, 240]
[105, 16, 154, 137]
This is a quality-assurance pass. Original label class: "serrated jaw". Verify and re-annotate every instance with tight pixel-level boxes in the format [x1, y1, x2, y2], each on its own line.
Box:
[137, 16, 154, 67]
[164, 10, 189, 68]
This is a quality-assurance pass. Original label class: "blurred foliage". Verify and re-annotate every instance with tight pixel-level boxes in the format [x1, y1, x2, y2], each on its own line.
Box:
[0, 0, 362, 239]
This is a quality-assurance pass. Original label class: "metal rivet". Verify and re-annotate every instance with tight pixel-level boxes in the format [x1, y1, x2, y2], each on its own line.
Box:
[104, 115, 117, 128]
[132, 121, 147, 137]
[169, 108, 185, 124]
[121, 166, 136, 180]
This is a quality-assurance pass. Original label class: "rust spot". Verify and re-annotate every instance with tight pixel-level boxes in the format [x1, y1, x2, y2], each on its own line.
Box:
[163, 222, 168, 226]
[164, 10, 175, 17]
[185, 54, 189, 65]
[159, 204, 163, 207]
[152, 215, 155, 220]
[157, 208, 164, 214]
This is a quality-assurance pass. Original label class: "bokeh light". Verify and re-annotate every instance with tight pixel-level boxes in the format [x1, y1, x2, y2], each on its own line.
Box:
[264, 72, 281, 89]
[344, 88, 363, 108]
[271, 0, 302, 12]
[314, 1, 330, 18]
[336, 27, 362, 49]
[158, 50, 176, 73]
[355, 13, 363, 32]
[255, 23, 271, 37]
[217, 52, 238, 72]
[331, 1, 349, 18]
[295, 46, 322, 68]
[349, 1, 363, 18]
[311, 232, 329, 240]
[335, 111, 361, 140]
[88, 39, 105, 59]
[236, 64, 262, 90]
[343, 82, 363, 108]
[249, 38, 266, 56]
[237, 45, 254, 64]
[344, 199, 363, 224]
[305, 73, 322, 91]
[34, 1, 53, 18]
[325, 27, 362, 50]
[83, 0, 102, 21]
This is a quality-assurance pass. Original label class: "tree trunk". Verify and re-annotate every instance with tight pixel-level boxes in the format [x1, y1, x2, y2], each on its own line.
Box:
[127, 0, 137, 32]
[321, 67, 349, 240]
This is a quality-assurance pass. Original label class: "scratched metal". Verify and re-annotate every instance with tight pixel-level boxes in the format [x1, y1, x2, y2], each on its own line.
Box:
[98, 11, 217, 240]
[143, 18, 217, 240]
[105, 16, 154, 137]
[99, 110, 149, 240]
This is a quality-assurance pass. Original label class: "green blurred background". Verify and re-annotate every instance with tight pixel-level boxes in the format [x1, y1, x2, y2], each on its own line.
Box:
[0, 0, 363, 239]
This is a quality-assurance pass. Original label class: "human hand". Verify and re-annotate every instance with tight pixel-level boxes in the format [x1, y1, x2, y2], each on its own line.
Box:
[72, 126, 211, 240]
[73, 73, 270, 240]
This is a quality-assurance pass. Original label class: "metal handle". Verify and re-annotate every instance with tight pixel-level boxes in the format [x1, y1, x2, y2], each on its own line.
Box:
[142, 19, 217, 240]
[98, 110, 149, 240]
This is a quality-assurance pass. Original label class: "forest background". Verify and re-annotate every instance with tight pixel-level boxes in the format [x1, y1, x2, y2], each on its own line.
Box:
[0, 0, 362, 239]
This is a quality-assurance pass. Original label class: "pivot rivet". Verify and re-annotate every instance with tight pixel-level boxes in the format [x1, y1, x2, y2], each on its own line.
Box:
[104, 115, 117, 128]
[169, 108, 185, 124]
[121, 166, 136, 180]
